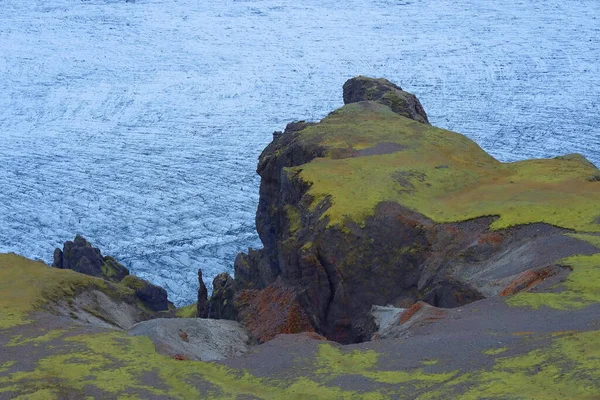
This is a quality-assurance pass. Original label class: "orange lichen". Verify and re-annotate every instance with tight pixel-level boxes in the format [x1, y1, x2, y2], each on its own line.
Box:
[499, 266, 558, 296]
[477, 232, 505, 246]
[235, 278, 314, 342]
[399, 301, 427, 324]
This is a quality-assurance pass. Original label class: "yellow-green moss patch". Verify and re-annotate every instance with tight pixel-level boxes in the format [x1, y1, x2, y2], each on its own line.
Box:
[285, 204, 302, 235]
[0, 254, 108, 329]
[0, 330, 387, 399]
[294, 104, 600, 231]
[421, 330, 600, 399]
[508, 234, 600, 309]
[316, 344, 456, 386]
[175, 303, 197, 318]
[5, 329, 69, 348]
[482, 347, 508, 356]
[0, 361, 16, 373]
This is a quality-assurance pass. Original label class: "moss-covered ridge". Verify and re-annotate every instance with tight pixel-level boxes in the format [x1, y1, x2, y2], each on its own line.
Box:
[0, 253, 162, 330]
[293, 101, 600, 231]
[0, 253, 115, 329]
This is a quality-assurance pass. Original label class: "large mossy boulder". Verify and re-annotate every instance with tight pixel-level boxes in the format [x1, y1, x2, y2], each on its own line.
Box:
[342, 75, 429, 124]
[233, 76, 600, 343]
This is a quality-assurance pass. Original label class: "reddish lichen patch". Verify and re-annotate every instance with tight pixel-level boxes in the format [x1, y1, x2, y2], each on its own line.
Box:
[178, 330, 189, 342]
[236, 278, 315, 343]
[478, 232, 504, 246]
[399, 301, 427, 324]
[499, 266, 558, 296]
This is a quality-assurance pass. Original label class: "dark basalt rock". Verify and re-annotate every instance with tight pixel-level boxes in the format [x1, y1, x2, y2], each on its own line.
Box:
[342, 75, 430, 124]
[120, 275, 170, 312]
[53, 235, 173, 313]
[52, 234, 129, 282]
[229, 77, 598, 344]
[207, 272, 238, 320]
[197, 268, 208, 318]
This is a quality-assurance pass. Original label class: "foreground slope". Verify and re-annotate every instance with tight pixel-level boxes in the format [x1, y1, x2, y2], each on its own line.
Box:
[1, 254, 600, 399]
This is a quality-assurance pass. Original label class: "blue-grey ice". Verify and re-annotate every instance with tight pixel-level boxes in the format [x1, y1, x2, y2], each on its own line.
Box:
[0, 0, 598, 305]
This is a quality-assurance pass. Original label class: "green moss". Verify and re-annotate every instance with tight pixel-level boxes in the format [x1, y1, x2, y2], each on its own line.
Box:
[12, 389, 60, 399]
[508, 234, 600, 309]
[382, 91, 409, 117]
[421, 330, 600, 399]
[120, 275, 147, 290]
[175, 303, 197, 318]
[0, 330, 386, 399]
[285, 204, 302, 235]
[482, 347, 508, 356]
[100, 261, 117, 279]
[293, 103, 600, 232]
[5, 330, 69, 348]
[316, 344, 456, 386]
[0, 361, 16, 373]
[0, 254, 107, 329]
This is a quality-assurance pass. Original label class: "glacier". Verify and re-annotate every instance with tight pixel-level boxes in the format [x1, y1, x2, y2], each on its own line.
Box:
[0, 0, 598, 305]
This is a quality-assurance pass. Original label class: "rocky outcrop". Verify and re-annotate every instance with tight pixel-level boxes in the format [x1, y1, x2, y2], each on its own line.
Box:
[342, 76, 429, 124]
[53, 235, 173, 313]
[120, 275, 171, 312]
[206, 272, 238, 320]
[128, 318, 250, 361]
[230, 76, 600, 344]
[53, 234, 129, 282]
[196, 268, 208, 318]
[235, 277, 314, 343]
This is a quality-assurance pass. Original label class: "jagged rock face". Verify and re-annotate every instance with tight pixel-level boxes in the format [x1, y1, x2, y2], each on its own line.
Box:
[235, 277, 314, 343]
[233, 77, 600, 344]
[207, 272, 238, 320]
[342, 76, 429, 124]
[53, 235, 172, 313]
[196, 268, 208, 318]
[52, 234, 129, 282]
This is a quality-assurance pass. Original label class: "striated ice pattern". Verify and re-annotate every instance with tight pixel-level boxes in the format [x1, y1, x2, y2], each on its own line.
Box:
[0, 0, 599, 305]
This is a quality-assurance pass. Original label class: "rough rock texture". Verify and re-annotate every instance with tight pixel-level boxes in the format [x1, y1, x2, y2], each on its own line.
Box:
[128, 318, 250, 361]
[53, 289, 147, 330]
[120, 275, 171, 312]
[342, 76, 429, 124]
[235, 277, 315, 343]
[52, 235, 129, 282]
[206, 272, 238, 320]
[374, 301, 449, 339]
[370, 305, 405, 340]
[196, 268, 208, 318]
[52, 235, 174, 314]
[232, 77, 600, 344]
